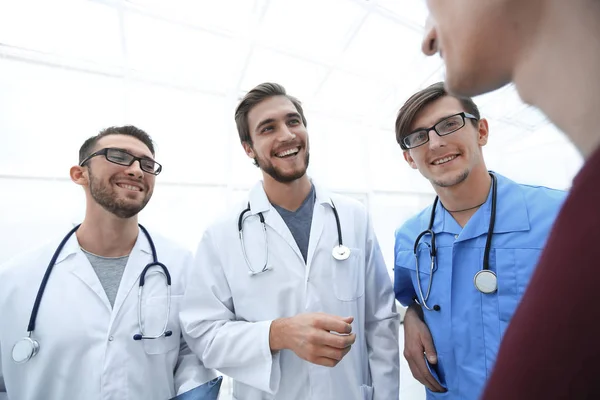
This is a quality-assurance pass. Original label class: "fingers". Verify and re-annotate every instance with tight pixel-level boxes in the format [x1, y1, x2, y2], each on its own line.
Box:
[420, 328, 437, 364]
[313, 314, 354, 334]
[403, 324, 445, 393]
[404, 351, 445, 393]
[307, 344, 353, 367]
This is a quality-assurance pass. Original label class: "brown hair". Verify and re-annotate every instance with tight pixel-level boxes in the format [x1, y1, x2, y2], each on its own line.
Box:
[395, 82, 481, 150]
[79, 125, 155, 163]
[234, 82, 307, 144]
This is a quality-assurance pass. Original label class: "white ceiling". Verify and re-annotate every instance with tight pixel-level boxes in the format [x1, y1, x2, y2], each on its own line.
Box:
[0, 0, 582, 192]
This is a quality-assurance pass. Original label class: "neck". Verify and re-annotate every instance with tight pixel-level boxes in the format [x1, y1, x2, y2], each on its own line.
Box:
[76, 205, 139, 257]
[434, 168, 491, 227]
[262, 173, 312, 211]
[513, 0, 600, 159]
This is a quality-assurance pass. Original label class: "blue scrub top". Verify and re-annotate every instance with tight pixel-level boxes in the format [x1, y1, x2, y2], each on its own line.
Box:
[394, 173, 566, 400]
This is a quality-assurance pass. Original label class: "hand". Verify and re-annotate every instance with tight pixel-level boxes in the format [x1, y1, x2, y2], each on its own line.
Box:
[403, 306, 446, 393]
[270, 312, 356, 367]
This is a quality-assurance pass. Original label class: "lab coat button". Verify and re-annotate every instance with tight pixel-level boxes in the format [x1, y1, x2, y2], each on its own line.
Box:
[108, 336, 114, 341]
[454, 234, 459, 239]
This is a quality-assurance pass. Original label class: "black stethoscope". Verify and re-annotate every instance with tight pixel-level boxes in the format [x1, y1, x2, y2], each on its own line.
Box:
[413, 172, 498, 312]
[11, 224, 172, 364]
[238, 199, 350, 275]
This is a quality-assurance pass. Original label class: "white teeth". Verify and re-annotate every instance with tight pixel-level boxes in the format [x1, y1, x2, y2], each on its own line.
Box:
[433, 155, 457, 165]
[276, 148, 299, 158]
[118, 184, 141, 191]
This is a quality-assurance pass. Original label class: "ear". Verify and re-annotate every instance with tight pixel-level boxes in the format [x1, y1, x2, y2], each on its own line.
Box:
[477, 118, 489, 147]
[242, 141, 255, 159]
[403, 150, 418, 170]
[70, 165, 88, 186]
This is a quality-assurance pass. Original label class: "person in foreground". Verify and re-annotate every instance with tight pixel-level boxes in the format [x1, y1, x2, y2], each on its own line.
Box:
[393, 82, 565, 399]
[420, 0, 600, 398]
[180, 82, 400, 400]
[0, 126, 215, 400]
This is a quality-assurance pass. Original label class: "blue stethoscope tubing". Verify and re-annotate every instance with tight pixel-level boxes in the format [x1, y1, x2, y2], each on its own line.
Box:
[11, 223, 172, 364]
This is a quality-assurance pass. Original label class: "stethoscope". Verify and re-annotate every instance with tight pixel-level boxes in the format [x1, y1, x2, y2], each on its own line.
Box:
[238, 199, 350, 275]
[414, 172, 498, 312]
[11, 224, 172, 364]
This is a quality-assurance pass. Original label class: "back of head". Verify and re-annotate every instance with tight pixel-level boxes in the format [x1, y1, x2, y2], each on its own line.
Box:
[234, 82, 308, 145]
[79, 125, 155, 164]
[395, 82, 481, 150]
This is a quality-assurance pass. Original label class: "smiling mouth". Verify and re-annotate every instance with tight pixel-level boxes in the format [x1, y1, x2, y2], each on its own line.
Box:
[432, 155, 458, 165]
[116, 183, 143, 192]
[275, 147, 300, 158]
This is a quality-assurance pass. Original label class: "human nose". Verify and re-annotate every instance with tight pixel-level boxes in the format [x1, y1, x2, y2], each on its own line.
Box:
[124, 159, 144, 179]
[279, 124, 296, 141]
[421, 15, 438, 56]
[427, 129, 445, 150]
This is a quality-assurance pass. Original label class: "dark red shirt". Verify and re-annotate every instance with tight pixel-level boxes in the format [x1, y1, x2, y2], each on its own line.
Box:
[481, 145, 600, 399]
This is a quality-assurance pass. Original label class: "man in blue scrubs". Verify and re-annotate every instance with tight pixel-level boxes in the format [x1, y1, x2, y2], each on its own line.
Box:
[393, 82, 565, 399]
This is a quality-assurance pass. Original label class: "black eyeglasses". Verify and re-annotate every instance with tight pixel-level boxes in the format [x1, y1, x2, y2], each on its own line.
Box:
[402, 112, 478, 149]
[79, 148, 162, 175]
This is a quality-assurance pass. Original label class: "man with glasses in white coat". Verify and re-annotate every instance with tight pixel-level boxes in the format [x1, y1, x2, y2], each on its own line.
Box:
[0, 126, 215, 400]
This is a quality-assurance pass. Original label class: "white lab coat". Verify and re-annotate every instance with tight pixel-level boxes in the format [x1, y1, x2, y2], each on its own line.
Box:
[180, 182, 400, 400]
[0, 227, 215, 400]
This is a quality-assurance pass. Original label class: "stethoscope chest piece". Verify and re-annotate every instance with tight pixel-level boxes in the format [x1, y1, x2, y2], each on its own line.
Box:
[12, 336, 39, 364]
[474, 270, 498, 294]
[332, 245, 351, 261]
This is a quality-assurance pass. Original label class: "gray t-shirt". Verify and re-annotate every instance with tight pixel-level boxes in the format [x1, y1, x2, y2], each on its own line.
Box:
[82, 249, 128, 308]
[272, 185, 316, 263]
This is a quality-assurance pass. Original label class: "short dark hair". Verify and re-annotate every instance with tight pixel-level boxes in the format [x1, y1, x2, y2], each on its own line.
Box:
[395, 82, 481, 150]
[234, 82, 307, 144]
[79, 125, 155, 164]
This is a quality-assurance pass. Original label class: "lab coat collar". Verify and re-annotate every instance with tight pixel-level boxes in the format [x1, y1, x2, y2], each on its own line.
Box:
[56, 226, 153, 313]
[246, 179, 332, 267]
[54, 225, 151, 265]
[425, 172, 530, 240]
[247, 179, 332, 215]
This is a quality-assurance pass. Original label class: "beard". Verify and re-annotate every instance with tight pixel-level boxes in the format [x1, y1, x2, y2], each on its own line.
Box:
[88, 168, 152, 218]
[431, 169, 469, 188]
[254, 150, 310, 183]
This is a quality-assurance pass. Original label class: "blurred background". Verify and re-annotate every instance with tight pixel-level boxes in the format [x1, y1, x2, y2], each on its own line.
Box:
[0, 0, 582, 398]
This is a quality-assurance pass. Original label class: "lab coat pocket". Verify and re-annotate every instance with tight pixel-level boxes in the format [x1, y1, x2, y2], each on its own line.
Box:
[142, 295, 181, 355]
[333, 248, 364, 301]
[360, 384, 373, 400]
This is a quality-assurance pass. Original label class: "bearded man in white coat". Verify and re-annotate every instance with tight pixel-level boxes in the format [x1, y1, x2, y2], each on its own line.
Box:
[180, 83, 400, 400]
[0, 126, 215, 400]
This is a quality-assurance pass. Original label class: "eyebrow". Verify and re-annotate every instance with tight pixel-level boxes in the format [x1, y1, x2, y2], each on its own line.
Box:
[411, 113, 460, 132]
[254, 112, 302, 133]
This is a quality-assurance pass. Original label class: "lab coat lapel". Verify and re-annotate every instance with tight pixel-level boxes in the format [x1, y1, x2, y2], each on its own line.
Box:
[248, 182, 304, 264]
[62, 235, 112, 311]
[110, 228, 152, 319]
[305, 185, 332, 276]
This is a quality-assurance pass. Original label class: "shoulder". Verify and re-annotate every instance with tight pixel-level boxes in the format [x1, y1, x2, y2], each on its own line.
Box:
[500, 173, 566, 206]
[518, 183, 567, 207]
[500, 175, 567, 220]
[395, 206, 431, 242]
[192, 201, 249, 250]
[0, 239, 59, 283]
[329, 192, 367, 214]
